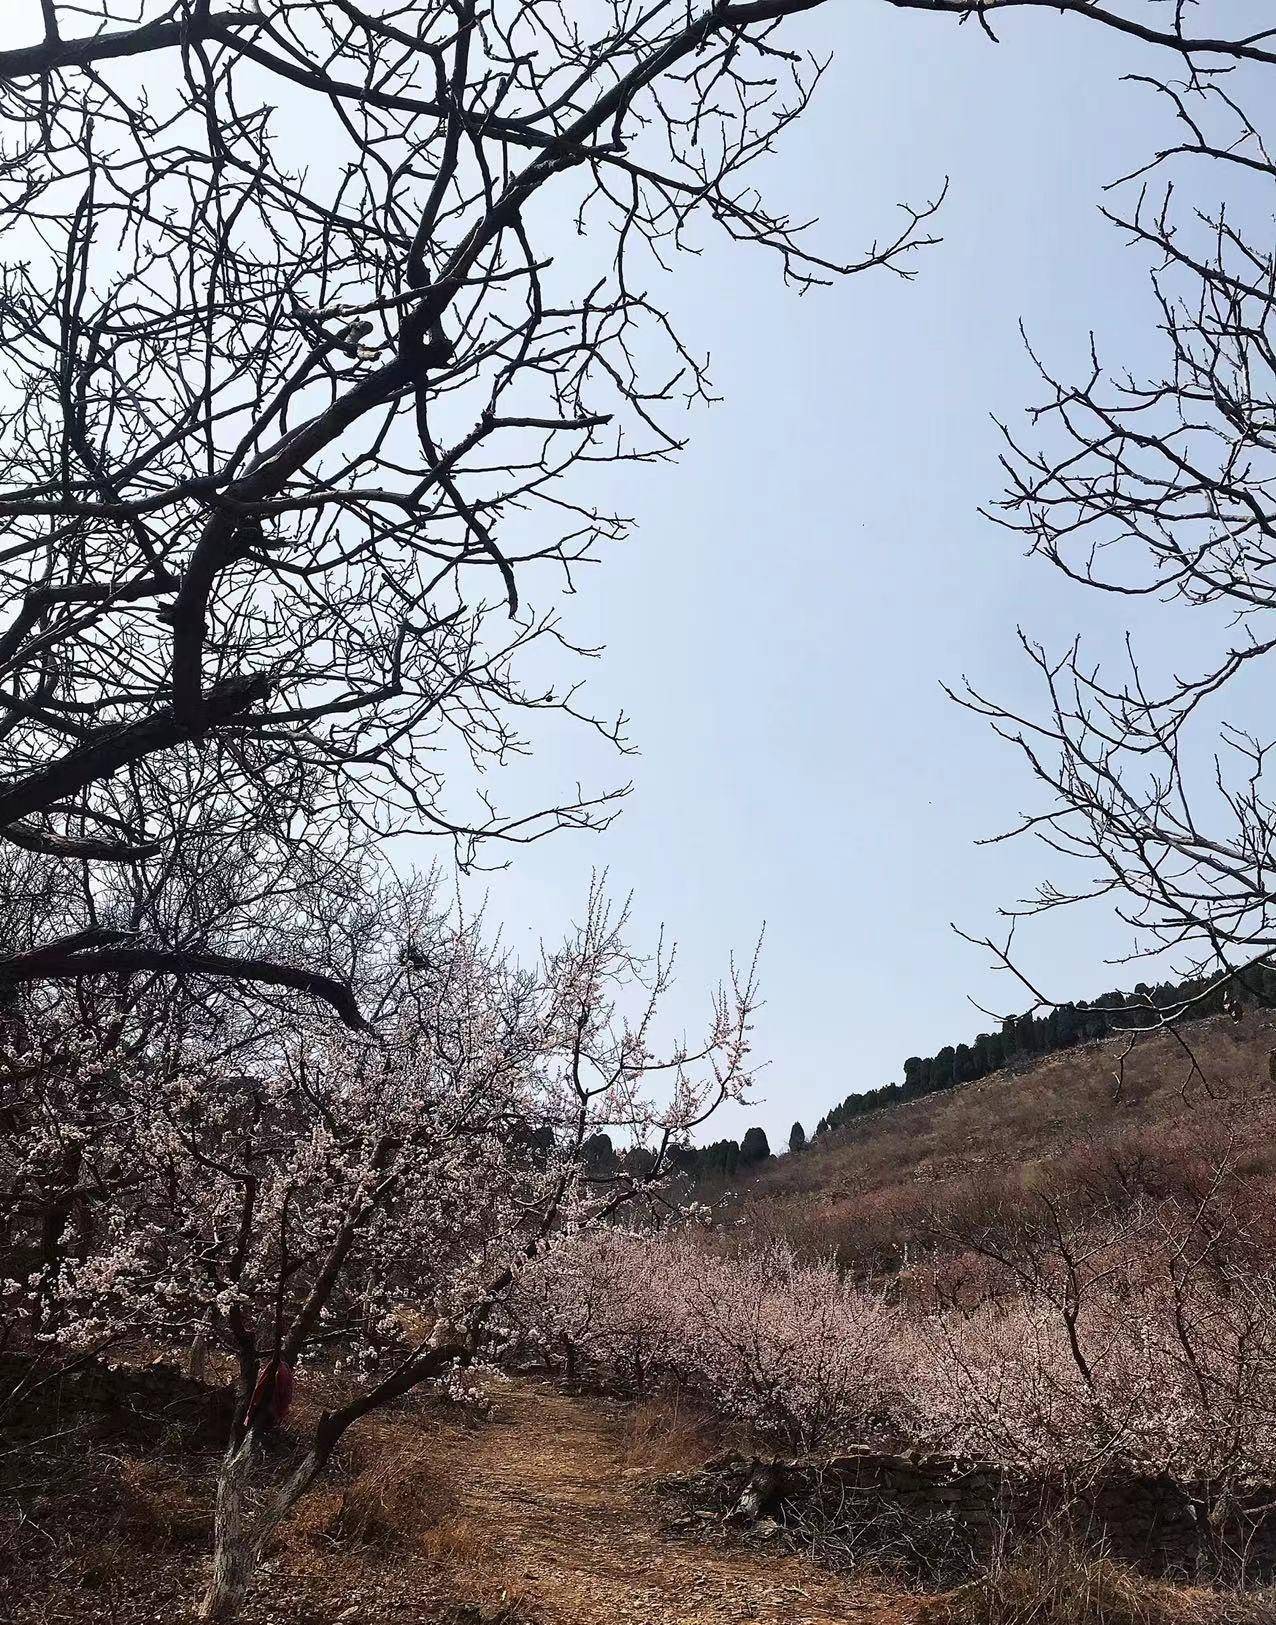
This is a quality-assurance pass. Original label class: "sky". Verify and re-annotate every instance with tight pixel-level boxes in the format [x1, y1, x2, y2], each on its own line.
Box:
[438, 4, 1272, 1147]
[4, 4, 1267, 1149]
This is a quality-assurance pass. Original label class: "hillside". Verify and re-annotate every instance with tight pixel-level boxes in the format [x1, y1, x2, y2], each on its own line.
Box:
[10, 1021, 1276, 1623]
[737, 1012, 1276, 1269]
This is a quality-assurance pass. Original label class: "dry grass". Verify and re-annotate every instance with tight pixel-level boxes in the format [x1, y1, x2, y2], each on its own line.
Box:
[286, 1428, 472, 1562]
[333, 1434, 455, 1547]
[616, 1394, 730, 1478]
[739, 1015, 1276, 1272]
[0, 1424, 218, 1624]
[116, 1456, 212, 1549]
[921, 1539, 1180, 1625]
[920, 1537, 1276, 1625]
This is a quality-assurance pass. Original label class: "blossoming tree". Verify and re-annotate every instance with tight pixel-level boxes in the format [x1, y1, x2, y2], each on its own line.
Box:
[7, 875, 758, 1618]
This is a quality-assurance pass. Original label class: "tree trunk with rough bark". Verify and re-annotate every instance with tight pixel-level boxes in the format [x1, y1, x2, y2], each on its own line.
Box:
[187, 1326, 210, 1386]
[198, 1438, 256, 1621]
[197, 1438, 324, 1620]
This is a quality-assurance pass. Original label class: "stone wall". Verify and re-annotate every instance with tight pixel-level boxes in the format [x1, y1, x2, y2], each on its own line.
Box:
[0, 1352, 234, 1450]
[676, 1443, 1276, 1579]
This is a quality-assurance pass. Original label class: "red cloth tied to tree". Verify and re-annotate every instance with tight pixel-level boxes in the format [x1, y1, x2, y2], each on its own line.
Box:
[245, 1359, 294, 1430]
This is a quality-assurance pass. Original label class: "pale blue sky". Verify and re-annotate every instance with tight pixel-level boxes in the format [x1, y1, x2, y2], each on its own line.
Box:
[447, 5, 1270, 1145]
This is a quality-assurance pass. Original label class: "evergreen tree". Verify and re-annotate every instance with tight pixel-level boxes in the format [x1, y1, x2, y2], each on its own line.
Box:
[808, 965, 1275, 1133]
[622, 1145, 657, 1179]
[741, 1125, 771, 1164]
[667, 1142, 698, 1174]
[581, 1131, 617, 1174]
[788, 1121, 806, 1154]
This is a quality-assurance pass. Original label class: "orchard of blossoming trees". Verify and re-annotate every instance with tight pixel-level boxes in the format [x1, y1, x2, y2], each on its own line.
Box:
[517, 1181, 1276, 1483]
[0, 0, 945, 1610]
[5, 0, 1276, 1618]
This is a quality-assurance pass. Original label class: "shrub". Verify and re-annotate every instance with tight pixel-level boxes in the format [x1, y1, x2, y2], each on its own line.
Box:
[921, 1538, 1175, 1625]
[521, 1195, 1276, 1478]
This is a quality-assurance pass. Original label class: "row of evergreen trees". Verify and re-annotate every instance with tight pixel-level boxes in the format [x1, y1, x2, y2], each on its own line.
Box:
[581, 1124, 776, 1181]
[580, 964, 1276, 1178]
[809, 962, 1276, 1138]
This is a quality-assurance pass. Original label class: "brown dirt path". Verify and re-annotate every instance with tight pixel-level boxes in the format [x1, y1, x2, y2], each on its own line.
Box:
[456, 1384, 913, 1625]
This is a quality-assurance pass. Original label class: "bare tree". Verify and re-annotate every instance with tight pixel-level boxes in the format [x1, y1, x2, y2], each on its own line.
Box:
[0, 0, 947, 1023]
[5, 3, 1269, 1025]
[954, 54, 1276, 1028]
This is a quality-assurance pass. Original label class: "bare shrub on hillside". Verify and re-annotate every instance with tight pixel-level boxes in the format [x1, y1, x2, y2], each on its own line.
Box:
[739, 1020, 1276, 1276]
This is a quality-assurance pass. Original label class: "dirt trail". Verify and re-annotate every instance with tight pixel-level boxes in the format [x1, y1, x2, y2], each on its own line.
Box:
[457, 1385, 913, 1625]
